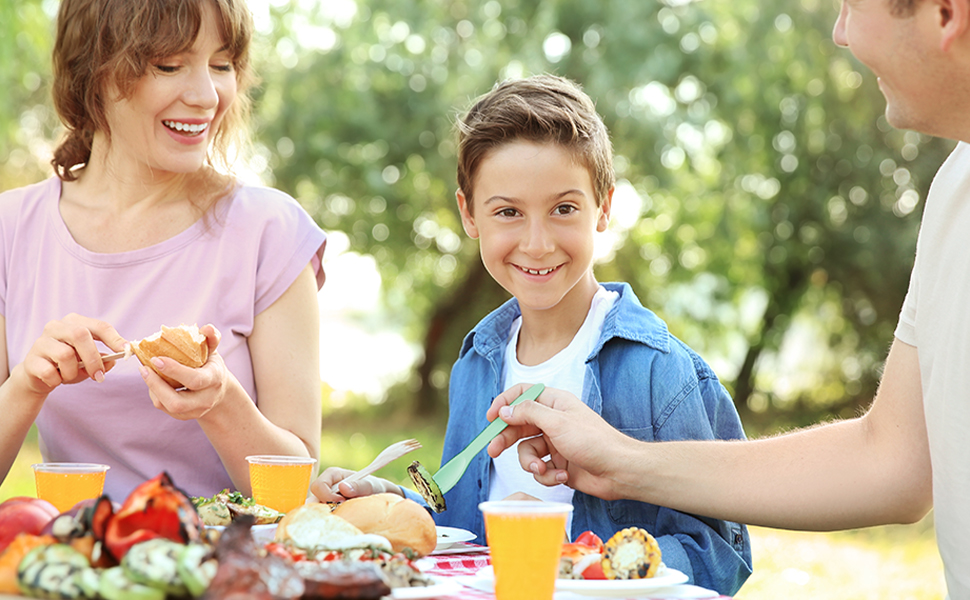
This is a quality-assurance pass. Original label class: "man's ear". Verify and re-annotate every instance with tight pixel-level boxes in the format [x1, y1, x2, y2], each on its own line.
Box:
[939, 0, 970, 52]
[456, 188, 480, 239]
[596, 187, 615, 233]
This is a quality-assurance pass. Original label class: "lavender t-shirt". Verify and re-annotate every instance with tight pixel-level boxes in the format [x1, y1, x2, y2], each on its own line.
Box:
[0, 177, 327, 499]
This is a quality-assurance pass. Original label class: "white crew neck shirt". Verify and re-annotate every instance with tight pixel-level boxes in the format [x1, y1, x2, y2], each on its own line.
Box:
[488, 286, 619, 534]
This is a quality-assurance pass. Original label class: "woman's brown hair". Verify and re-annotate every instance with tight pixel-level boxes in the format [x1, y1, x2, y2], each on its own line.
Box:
[51, 0, 256, 181]
[456, 74, 615, 212]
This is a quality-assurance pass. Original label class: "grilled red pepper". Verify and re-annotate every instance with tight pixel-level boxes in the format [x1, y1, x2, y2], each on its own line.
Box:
[103, 472, 203, 561]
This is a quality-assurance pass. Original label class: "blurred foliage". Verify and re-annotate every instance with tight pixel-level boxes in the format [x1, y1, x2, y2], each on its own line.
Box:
[1, 0, 954, 433]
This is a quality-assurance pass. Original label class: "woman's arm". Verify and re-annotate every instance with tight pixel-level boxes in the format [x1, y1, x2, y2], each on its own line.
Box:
[0, 314, 128, 483]
[141, 264, 322, 493]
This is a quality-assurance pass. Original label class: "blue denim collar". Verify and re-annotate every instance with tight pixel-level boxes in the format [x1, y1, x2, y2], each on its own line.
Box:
[459, 282, 671, 363]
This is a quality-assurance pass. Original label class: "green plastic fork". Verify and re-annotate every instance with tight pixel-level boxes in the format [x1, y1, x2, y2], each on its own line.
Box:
[433, 383, 545, 494]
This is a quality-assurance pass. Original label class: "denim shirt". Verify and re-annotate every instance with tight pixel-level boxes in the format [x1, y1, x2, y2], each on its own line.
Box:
[410, 282, 752, 595]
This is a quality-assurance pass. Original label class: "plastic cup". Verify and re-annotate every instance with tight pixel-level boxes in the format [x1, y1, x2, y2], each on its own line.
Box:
[32, 463, 109, 513]
[480, 501, 573, 600]
[245, 455, 317, 513]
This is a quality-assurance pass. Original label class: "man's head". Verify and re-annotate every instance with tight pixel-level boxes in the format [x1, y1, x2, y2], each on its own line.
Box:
[456, 74, 615, 212]
[833, 0, 970, 140]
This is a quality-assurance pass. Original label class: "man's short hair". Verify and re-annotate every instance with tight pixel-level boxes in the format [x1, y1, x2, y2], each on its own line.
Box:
[456, 74, 615, 210]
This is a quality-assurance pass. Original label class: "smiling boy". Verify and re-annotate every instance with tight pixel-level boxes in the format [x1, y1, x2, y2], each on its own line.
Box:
[443, 74, 752, 594]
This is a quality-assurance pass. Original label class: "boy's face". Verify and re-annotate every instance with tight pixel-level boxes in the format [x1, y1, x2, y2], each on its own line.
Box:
[457, 140, 612, 314]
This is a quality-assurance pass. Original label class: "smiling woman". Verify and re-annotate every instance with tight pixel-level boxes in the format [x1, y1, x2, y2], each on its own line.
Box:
[0, 0, 327, 502]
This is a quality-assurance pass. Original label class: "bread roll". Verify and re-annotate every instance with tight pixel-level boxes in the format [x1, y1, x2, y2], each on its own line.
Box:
[332, 494, 436, 557]
[130, 324, 208, 387]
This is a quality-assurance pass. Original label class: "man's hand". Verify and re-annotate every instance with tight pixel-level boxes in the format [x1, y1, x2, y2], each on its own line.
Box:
[486, 383, 632, 501]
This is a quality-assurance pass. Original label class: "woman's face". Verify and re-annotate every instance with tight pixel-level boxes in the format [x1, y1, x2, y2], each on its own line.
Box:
[101, 2, 237, 177]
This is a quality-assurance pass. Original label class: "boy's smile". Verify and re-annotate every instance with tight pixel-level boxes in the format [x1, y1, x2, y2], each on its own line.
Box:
[457, 140, 612, 322]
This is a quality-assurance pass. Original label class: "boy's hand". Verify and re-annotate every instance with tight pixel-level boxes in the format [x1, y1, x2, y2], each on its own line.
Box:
[310, 467, 404, 503]
[486, 383, 629, 501]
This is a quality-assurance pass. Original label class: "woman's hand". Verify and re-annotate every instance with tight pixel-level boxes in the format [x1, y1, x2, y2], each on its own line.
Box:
[21, 314, 127, 397]
[309, 467, 405, 503]
[139, 324, 229, 420]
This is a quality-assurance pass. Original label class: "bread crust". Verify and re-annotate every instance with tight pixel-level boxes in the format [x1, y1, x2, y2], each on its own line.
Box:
[332, 494, 437, 557]
[130, 324, 208, 387]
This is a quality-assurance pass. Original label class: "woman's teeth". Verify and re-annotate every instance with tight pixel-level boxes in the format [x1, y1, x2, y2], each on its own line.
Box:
[163, 120, 208, 135]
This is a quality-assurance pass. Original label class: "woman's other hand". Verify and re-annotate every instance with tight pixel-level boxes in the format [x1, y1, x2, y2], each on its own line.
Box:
[139, 323, 229, 420]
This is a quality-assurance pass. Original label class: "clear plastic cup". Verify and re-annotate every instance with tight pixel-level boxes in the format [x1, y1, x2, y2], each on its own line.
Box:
[32, 463, 109, 512]
[480, 501, 573, 600]
[245, 455, 317, 513]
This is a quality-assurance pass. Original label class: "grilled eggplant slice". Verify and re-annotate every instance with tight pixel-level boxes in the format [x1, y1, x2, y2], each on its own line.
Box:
[121, 538, 188, 596]
[17, 544, 90, 599]
[407, 461, 446, 513]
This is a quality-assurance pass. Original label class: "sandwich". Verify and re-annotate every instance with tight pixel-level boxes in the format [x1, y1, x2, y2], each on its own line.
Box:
[130, 324, 208, 387]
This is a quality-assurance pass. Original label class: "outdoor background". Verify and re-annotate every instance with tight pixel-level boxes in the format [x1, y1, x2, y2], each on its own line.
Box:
[0, 0, 949, 597]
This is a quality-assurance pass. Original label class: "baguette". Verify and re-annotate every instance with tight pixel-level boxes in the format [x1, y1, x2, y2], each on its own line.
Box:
[130, 324, 208, 387]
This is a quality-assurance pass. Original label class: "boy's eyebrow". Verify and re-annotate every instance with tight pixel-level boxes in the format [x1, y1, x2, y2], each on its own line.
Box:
[482, 189, 587, 206]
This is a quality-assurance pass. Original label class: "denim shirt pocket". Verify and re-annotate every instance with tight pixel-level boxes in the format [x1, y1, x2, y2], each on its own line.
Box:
[604, 425, 660, 525]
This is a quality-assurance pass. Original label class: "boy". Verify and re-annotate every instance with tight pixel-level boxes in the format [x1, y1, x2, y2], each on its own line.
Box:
[314, 74, 751, 594]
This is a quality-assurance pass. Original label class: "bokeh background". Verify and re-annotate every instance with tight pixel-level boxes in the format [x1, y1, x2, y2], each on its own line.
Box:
[0, 0, 948, 597]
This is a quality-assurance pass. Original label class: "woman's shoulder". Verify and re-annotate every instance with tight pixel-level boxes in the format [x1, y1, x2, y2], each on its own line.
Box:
[224, 183, 321, 229]
[0, 177, 59, 227]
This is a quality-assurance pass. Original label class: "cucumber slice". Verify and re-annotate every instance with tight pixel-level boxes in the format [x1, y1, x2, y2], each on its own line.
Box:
[98, 567, 165, 600]
[121, 538, 189, 596]
[176, 543, 217, 597]
[72, 568, 101, 599]
[17, 544, 90, 599]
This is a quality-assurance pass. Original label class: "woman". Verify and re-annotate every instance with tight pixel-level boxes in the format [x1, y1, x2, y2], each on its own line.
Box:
[0, 0, 326, 499]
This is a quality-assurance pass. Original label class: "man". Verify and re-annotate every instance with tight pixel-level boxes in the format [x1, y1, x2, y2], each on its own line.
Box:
[486, 0, 970, 596]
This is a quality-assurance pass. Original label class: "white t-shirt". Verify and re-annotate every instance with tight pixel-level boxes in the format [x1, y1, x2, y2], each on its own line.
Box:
[488, 286, 619, 534]
[894, 141, 970, 599]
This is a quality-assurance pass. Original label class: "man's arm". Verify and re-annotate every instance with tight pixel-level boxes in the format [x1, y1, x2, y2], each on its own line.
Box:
[488, 339, 932, 531]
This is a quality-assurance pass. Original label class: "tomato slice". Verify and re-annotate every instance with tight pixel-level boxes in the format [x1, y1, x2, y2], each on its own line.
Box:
[581, 560, 607, 580]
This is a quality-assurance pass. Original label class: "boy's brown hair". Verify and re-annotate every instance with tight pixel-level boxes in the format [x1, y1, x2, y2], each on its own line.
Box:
[51, 0, 256, 181]
[456, 74, 615, 212]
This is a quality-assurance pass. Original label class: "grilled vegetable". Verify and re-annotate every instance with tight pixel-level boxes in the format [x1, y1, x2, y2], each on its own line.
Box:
[601, 527, 661, 580]
[16, 543, 90, 599]
[121, 538, 188, 596]
[98, 567, 164, 600]
[406, 461, 446, 513]
[177, 543, 217, 597]
[72, 567, 101, 599]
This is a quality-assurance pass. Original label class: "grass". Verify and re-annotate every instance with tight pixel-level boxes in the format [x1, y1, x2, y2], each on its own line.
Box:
[1, 420, 946, 599]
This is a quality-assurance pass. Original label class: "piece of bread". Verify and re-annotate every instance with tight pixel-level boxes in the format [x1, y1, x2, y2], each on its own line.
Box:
[130, 324, 208, 387]
[332, 494, 436, 557]
[274, 503, 392, 552]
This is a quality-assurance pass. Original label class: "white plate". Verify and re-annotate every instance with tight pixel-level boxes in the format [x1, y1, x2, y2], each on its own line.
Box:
[556, 566, 689, 597]
[435, 526, 476, 551]
[476, 565, 689, 598]
[205, 523, 278, 545]
[390, 576, 463, 599]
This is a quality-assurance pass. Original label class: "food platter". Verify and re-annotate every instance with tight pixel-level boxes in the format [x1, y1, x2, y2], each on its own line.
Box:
[433, 526, 476, 552]
[475, 565, 689, 597]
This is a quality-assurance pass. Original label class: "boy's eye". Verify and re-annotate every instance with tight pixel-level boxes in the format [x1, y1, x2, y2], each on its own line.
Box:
[212, 62, 234, 73]
[153, 64, 179, 74]
[497, 208, 519, 218]
[554, 204, 577, 215]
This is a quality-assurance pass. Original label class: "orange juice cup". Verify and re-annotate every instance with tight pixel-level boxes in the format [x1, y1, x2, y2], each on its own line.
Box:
[480, 500, 573, 600]
[245, 455, 317, 513]
[32, 463, 109, 513]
